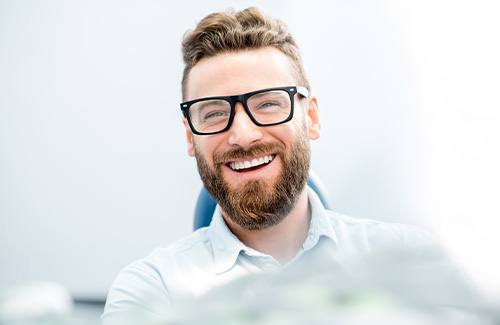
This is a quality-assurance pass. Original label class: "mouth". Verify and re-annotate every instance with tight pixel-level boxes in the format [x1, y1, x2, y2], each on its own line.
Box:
[226, 154, 276, 173]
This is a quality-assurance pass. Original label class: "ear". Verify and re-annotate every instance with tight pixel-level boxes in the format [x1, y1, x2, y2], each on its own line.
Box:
[305, 96, 321, 140]
[182, 118, 195, 157]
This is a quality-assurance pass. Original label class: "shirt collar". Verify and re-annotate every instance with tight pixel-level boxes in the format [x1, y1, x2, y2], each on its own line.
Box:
[207, 208, 247, 274]
[301, 186, 338, 251]
[207, 185, 338, 274]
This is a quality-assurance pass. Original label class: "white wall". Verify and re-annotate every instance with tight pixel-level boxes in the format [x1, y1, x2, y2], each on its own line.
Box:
[1, 0, 499, 299]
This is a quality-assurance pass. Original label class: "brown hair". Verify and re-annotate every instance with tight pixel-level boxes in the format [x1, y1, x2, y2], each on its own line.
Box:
[181, 7, 310, 99]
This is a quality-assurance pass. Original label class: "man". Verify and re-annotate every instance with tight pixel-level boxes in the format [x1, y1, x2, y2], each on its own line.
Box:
[102, 7, 432, 322]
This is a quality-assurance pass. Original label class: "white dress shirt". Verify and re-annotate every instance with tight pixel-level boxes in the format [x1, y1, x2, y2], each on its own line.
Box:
[102, 186, 432, 322]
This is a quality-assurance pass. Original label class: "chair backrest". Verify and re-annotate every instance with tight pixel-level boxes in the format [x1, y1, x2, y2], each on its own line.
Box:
[193, 170, 331, 230]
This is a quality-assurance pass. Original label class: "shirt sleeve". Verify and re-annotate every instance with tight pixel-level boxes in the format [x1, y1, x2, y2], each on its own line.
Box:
[101, 259, 172, 324]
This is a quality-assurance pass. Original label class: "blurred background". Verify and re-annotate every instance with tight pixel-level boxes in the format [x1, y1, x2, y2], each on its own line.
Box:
[1, 0, 499, 321]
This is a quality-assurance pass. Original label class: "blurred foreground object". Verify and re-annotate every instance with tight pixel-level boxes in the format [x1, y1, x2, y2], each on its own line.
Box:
[0, 282, 73, 324]
[137, 246, 499, 325]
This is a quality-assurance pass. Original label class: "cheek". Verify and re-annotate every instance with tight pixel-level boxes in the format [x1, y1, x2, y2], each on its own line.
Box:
[193, 139, 207, 160]
[262, 123, 302, 149]
[193, 137, 221, 167]
[280, 117, 307, 141]
[293, 106, 308, 126]
[291, 108, 309, 135]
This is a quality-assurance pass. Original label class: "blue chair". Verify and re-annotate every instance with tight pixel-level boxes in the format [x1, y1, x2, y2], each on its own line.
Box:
[193, 170, 331, 230]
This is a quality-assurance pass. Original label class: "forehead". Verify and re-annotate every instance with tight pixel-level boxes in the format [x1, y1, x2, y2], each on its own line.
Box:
[185, 47, 298, 100]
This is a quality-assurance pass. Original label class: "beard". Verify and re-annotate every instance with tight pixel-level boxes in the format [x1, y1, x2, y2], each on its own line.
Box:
[194, 126, 310, 231]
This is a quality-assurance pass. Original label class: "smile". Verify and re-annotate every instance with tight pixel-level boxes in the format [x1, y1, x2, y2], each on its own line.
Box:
[228, 154, 275, 171]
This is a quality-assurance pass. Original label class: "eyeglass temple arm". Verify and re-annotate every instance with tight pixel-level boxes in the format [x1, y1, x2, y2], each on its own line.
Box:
[296, 86, 309, 98]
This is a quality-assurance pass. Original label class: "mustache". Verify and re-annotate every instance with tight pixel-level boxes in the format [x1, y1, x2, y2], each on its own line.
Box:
[214, 142, 285, 165]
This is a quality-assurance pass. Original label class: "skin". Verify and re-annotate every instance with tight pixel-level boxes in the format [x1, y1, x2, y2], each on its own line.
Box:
[182, 47, 321, 264]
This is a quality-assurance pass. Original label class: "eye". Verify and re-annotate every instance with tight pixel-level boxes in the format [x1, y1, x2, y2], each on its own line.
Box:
[256, 101, 280, 110]
[203, 110, 228, 121]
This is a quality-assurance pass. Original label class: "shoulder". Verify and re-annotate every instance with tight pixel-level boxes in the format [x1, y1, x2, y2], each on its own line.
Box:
[118, 226, 214, 283]
[122, 227, 214, 278]
[102, 228, 213, 321]
[146, 227, 213, 264]
[324, 210, 436, 255]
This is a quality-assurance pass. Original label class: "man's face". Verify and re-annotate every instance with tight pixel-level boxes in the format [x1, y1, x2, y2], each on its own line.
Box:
[183, 47, 320, 230]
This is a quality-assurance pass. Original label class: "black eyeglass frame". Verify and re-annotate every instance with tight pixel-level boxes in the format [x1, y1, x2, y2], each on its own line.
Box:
[180, 86, 309, 135]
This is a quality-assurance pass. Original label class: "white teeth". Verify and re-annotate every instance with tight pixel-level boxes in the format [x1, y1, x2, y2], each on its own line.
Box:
[229, 155, 274, 171]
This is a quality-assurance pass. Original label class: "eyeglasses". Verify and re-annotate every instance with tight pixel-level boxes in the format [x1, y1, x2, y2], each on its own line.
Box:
[180, 86, 309, 135]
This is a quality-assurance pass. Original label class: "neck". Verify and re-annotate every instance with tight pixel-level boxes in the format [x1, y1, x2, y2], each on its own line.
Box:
[222, 187, 310, 264]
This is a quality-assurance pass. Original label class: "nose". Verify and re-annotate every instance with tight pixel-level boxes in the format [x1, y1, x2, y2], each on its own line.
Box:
[227, 102, 264, 148]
